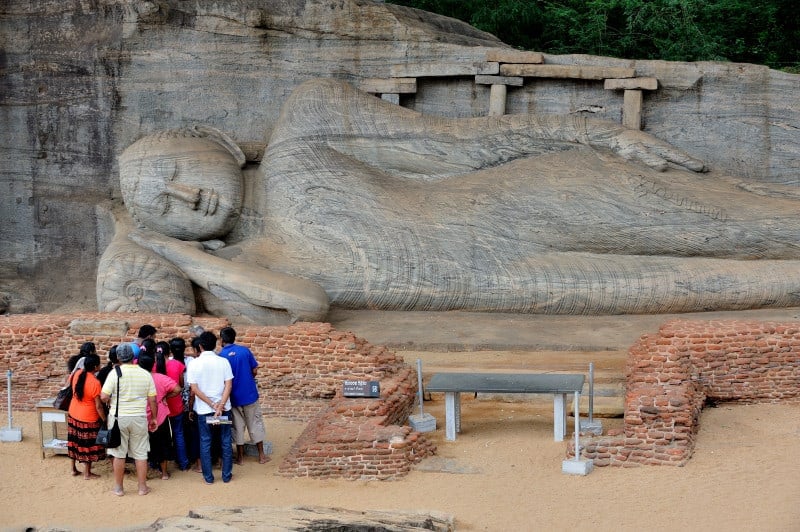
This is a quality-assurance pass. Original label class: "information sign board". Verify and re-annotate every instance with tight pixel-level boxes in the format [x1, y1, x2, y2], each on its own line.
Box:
[342, 380, 380, 398]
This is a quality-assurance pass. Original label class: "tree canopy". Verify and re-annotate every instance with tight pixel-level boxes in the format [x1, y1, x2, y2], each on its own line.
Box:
[388, 0, 799, 72]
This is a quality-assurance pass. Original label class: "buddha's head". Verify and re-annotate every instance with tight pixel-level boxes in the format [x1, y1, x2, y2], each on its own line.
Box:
[119, 125, 245, 241]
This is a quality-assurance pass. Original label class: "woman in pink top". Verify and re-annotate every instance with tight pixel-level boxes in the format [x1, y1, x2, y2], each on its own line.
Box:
[139, 350, 180, 480]
[164, 340, 189, 470]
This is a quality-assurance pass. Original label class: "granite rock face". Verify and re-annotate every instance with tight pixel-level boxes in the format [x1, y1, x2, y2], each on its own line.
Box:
[1, 0, 798, 315]
[146, 505, 455, 531]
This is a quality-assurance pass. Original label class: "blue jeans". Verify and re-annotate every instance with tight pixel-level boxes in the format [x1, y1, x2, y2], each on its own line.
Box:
[169, 413, 190, 470]
[197, 411, 232, 483]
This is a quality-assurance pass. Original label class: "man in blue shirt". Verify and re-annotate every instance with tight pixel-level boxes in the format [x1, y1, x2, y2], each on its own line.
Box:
[219, 326, 269, 464]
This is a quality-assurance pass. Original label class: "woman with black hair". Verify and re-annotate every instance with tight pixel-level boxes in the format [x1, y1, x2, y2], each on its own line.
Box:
[140, 338, 156, 361]
[96, 345, 118, 386]
[139, 352, 181, 480]
[165, 338, 190, 470]
[66, 353, 106, 479]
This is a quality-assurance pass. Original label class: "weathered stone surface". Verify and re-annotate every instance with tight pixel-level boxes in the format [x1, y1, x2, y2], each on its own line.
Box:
[95, 206, 197, 315]
[499, 63, 636, 79]
[68, 318, 129, 337]
[623, 88, 644, 129]
[488, 83, 507, 115]
[360, 77, 419, 94]
[110, 79, 800, 319]
[145, 505, 455, 531]
[390, 62, 496, 77]
[486, 49, 544, 64]
[0, 0, 502, 315]
[474, 75, 524, 86]
[382, 93, 402, 105]
[1, 0, 799, 317]
[476, 62, 501, 75]
[605, 77, 659, 90]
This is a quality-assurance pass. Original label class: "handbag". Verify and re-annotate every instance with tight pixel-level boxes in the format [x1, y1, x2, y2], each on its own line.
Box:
[95, 420, 120, 448]
[96, 366, 122, 448]
[53, 374, 74, 411]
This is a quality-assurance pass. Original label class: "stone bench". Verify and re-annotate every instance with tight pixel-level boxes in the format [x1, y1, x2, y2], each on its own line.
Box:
[426, 372, 585, 442]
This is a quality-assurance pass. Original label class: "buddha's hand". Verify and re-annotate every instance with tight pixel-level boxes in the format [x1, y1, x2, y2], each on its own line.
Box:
[585, 121, 707, 173]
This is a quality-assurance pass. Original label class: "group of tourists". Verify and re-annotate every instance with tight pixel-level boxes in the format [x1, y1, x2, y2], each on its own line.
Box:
[64, 324, 269, 495]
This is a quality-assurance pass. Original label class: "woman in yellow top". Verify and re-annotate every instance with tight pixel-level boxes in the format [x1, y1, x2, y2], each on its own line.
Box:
[67, 353, 106, 479]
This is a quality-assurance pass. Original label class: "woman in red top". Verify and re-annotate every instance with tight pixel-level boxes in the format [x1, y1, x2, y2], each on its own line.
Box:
[141, 347, 181, 480]
[67, 353, 107, 479]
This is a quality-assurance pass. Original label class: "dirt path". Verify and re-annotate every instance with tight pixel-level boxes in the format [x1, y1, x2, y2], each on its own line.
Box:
[4, 308, 799, 529]
[4, 402, 798, 530]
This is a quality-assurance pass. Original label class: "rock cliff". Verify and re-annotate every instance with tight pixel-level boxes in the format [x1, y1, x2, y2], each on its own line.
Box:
[1, 0, 797, 314]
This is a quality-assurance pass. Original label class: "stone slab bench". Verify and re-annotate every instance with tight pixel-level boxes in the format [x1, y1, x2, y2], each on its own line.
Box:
[426, 372, 585, 442]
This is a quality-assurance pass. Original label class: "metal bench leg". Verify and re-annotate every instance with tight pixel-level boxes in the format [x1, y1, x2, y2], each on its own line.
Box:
[444, 392, 459, 441]
[553, 393, 567, 441]
[455, 392, 461, 434]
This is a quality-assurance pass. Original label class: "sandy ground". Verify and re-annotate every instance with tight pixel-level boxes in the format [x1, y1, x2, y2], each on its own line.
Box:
[2, 397, 798, 531]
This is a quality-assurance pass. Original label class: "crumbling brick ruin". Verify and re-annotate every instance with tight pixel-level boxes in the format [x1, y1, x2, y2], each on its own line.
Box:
[0, 313, 434, 479]
[6, 313, 798, 472]
[576, 319, 800, 466]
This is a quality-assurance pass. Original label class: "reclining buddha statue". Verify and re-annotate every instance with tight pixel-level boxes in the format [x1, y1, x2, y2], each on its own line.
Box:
[97, 79, 800, 323]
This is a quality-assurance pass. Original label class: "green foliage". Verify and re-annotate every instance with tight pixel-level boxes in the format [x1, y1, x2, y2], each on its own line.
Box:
[388, 0, 799, 71]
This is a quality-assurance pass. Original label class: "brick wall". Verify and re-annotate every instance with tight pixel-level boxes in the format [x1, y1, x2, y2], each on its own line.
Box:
[0, 313, 434, 479]
[576, 319, 800, 466]
[0, 313, 228, 407]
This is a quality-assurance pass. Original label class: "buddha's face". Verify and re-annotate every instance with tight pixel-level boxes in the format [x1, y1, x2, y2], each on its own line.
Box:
[119, 135, 243, 241]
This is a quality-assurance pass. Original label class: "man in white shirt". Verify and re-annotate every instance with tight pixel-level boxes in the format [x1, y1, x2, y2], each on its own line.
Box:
[186, 331, 234, 484]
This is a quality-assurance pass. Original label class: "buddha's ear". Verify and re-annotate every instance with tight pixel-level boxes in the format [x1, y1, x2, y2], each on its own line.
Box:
[190, 124, 246, 168]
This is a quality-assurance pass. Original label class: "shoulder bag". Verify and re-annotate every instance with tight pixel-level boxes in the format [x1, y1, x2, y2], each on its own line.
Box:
[96, 366, 122, 448]
[53, 373, 74, 411]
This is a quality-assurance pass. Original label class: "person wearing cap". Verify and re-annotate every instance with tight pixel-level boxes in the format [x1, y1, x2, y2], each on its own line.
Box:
[100, 343, 159, 496]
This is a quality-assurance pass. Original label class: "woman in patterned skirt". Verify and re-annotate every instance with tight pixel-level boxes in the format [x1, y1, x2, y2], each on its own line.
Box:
[67, 353, 107, 479]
